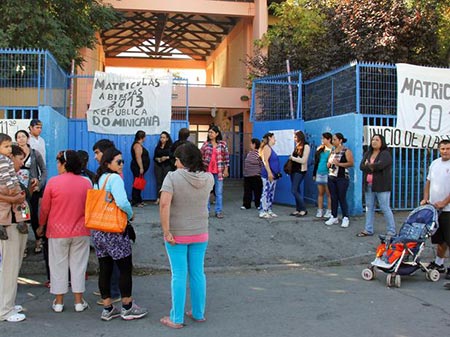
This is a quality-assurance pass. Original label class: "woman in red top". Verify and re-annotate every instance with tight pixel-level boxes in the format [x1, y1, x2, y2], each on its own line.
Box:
[200, 125, 230, 219]
[38, 150, 92, 313]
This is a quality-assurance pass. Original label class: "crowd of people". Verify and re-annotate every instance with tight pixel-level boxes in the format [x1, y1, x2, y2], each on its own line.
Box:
[1, 122, 449, 326]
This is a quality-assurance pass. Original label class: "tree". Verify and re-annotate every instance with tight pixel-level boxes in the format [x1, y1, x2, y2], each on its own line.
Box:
[246, 0, 450, 80]
[0, 0, 121, 71]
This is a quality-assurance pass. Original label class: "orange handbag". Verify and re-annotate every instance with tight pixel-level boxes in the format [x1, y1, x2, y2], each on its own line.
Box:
[85, 174, 128, 233]
[132, 174, 146, 190]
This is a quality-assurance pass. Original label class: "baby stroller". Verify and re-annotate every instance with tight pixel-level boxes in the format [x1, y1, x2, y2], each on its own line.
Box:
[361, 204, 440, 288]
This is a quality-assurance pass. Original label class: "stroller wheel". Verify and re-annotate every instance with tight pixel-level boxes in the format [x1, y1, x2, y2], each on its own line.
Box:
[426, 269, 440, 282]
[361, 268, 374, 281]
[386, 274, 393, 287]
[394, 275, 401, 288]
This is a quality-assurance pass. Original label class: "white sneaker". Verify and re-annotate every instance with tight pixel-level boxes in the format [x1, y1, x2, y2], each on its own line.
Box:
[324, 209, 332, 218]
[52, 300, 64, 313]
[268, 210, 278, 218]
[13, 305, 23, 313]
[259, 211, 268, 218]
[6, 312, 26, 322]
[341, 217, 350, 228]
[74, 299, 89, 312]
[315, 209, 323, 218]
[325, 217, 339, 226]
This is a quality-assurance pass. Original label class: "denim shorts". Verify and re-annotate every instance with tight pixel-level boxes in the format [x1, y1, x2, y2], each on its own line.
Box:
[315, 173, 328, 185]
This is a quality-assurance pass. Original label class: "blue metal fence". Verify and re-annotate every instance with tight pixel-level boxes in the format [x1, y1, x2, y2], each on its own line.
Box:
[251, 71, 302, 121]
[0, 49, 67, 115]
[255, 61, 441, 212]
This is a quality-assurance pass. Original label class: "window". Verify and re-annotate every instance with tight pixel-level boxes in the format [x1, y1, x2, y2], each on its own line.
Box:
[189, 124, 209, 148]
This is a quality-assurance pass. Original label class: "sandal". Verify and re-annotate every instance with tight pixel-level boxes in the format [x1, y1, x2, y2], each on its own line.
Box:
[356, 231, 373, 237]
[296, 210, 308, 217]
[160, 316, 184, 329]
[289, 211, 300, 216]
[186, 311, 206, 322]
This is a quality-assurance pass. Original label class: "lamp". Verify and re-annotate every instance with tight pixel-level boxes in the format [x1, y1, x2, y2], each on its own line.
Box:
[211, 106, 217, 118]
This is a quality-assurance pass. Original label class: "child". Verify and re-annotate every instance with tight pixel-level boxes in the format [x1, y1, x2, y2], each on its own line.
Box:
[0, 133, 30, 240]
[241, 138, 263, 210]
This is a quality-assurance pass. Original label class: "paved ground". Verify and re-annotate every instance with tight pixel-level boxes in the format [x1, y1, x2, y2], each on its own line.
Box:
[22, 179, 430, 275]
[10, 179, 450, 335]
[6, 265, 450, 337]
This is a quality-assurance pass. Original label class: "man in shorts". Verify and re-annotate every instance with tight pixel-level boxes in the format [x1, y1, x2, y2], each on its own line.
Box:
[420, 139, 450, 282]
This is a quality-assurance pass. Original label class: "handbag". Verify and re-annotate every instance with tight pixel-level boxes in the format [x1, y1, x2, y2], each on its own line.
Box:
[85, 174, 128, 233]
[132, 174, 146, 190]
[283, 159, 293, 174]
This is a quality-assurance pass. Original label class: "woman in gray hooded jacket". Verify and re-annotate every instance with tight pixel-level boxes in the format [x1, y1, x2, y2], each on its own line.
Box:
[159, 142, 214, 329]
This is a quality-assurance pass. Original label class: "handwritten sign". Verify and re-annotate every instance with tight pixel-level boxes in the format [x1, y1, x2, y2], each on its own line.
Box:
[0, 119, 31, 139]
[363, 125, 450, 149]
[86, 71, 172, 135]
[396, 63, 450, 135]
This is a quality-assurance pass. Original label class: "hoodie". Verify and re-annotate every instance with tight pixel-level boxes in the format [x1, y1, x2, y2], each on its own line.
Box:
[160, 169, 214, 236]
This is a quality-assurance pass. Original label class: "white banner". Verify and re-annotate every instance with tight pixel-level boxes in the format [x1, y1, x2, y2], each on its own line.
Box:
[396, 63, 450, 135]
[86, 71, 172, 135]
[363, 125, 450, 149]
[0, 119, 31, 139]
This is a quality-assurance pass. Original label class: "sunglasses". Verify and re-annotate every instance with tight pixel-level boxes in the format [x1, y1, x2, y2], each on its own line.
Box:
[116, 159, 124, 165]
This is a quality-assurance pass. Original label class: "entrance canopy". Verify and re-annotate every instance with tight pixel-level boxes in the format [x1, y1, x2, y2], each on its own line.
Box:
[101, 11, 238, 61]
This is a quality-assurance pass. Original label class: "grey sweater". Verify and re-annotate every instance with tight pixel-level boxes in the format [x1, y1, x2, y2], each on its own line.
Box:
[161, 169, 214, 236]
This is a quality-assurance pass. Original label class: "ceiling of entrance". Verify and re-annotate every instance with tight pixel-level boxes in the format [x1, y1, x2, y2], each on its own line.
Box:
[100, 11, 238, 61]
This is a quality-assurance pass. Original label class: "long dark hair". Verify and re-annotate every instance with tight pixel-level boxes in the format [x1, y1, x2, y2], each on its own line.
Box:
[369, 134, 388, 152]
[157, 131, 173, 149]
[174, 143, 206, 172]
[294, 130, 307, 157]
[207, 125, 223, 142]
[95, 147, 122, 183]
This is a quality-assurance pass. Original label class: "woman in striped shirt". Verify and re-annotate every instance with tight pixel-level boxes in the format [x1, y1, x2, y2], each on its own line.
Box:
[241, 138, 263, 210]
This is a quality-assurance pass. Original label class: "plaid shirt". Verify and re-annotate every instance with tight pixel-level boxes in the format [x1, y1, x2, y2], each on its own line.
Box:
[201, 140, 230, 180]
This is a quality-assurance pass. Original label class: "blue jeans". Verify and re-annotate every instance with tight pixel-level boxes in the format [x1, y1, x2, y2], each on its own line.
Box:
[208, 174, 223, 214]
[364, 186, 396, 235]
[327, 176, 349, 218]
[290, 172, 306, 212]
[165, 242, 208, 324]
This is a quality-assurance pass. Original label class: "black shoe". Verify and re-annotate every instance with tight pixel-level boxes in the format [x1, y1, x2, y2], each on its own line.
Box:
[446, 268, 450, 280]
[428, 261, 446, 273]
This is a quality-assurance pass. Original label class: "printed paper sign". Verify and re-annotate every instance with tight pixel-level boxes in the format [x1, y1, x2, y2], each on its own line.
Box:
[0, 119, 31, 139]
[270, 129, 295, 156]
[396, 63, 450, 135]
[86, 71, 172, 135]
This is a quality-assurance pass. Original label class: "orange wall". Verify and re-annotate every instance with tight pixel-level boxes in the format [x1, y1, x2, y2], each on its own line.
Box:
[206, 19, 252, 88]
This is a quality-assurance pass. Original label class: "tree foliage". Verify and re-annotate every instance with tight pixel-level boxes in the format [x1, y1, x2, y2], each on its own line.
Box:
[0, 0, 121, 71]
[247, 0, 450, 80]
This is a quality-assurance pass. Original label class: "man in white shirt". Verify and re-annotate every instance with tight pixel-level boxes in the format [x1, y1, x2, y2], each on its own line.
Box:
[420, 139, 450, 281]
[28, 119, 46, 164]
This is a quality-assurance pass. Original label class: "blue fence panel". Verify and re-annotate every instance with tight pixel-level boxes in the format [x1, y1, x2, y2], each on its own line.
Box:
[304, 114, 364, 216]
[252, 119, 304, 206]
[39, 106, 69, 178]
[251, 72, 302, 121]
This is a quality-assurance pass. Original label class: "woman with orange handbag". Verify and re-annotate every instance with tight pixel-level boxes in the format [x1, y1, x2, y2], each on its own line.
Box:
[130, 130, 150, 207]
[92, 147, 148, 321]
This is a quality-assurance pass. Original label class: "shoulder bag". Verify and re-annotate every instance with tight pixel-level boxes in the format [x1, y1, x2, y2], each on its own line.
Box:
[85, 174, 128, 233]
